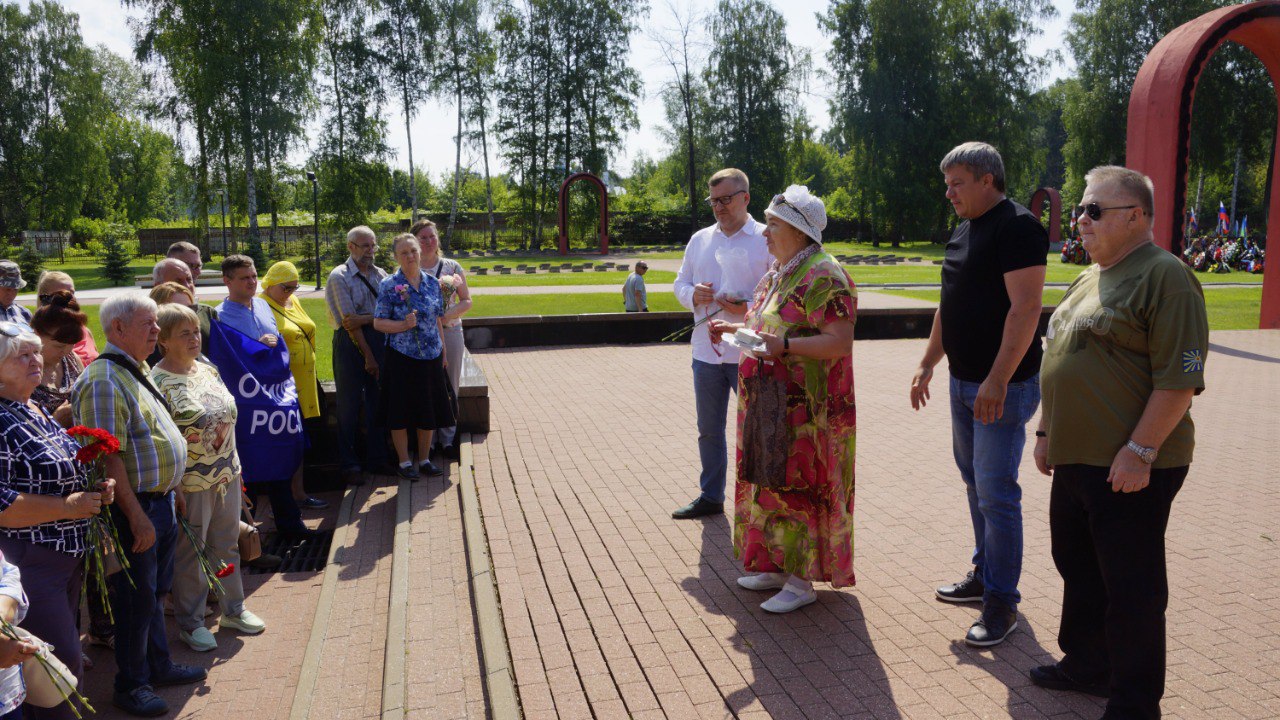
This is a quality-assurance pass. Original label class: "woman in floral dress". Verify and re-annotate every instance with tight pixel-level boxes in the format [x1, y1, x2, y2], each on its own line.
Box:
[710, 185, 857, 613]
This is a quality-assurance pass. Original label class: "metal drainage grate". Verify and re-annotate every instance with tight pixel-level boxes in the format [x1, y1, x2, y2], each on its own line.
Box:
[245, 529, 335, 574]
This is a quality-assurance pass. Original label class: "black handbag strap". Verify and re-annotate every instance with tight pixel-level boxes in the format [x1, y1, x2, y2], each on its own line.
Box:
[99, 353, 171, 413]
[354, 271, 380, 302]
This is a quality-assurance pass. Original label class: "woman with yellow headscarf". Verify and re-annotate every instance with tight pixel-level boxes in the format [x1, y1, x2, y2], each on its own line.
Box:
[260, 261, 326, 509]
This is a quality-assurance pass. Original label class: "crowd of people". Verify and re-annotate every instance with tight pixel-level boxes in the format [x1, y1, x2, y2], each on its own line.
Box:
[0, 140, 1220, 719]
[672, 146, 1207, 720]
[0, 217, 470, 717]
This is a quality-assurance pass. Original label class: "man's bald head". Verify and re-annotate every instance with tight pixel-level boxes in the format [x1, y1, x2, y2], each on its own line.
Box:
[153, 258, 195, 294]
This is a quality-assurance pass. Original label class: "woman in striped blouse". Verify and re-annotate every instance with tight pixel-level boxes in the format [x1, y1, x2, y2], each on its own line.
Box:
[0, 323, 114, 720]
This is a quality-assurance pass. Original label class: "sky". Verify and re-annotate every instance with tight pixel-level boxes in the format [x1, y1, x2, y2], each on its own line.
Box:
[29, 0, 1076, 179]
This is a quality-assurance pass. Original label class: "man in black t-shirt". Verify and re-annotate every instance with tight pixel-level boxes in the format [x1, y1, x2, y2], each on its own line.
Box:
[909, 142, 1048, 648]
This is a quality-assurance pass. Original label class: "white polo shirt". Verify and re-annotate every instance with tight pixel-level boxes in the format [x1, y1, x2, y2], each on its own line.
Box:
[673, 216, 772, 364]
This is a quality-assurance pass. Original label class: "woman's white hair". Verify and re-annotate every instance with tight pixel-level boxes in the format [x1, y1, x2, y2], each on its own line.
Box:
[100, 292, 158, 335]
[0, 324, 42, 371]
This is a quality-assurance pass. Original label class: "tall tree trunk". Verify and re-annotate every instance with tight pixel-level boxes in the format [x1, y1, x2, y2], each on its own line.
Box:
[682, 61, 698, 233]
[402, 80, 417, 221]
[479, 107, 496, 251]
[195, 110, 211, 261]
[448, 78, 464, 254]
[240, 100, 259, 247]
[221, 123, 236, 253]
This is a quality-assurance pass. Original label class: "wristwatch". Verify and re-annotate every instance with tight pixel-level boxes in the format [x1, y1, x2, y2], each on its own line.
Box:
[1125, 440, 1158, 464]
[782, 335, 790, 356]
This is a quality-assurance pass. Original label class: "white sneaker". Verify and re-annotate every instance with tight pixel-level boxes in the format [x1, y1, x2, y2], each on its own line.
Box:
[219, 609, 266, 635]
[179, 627, 217, 652]
[760, 586, 817, 614]
[736, 573, 788, 591]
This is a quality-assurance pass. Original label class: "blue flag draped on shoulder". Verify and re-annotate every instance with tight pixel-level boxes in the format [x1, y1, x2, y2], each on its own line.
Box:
[205, 319, 304, 483]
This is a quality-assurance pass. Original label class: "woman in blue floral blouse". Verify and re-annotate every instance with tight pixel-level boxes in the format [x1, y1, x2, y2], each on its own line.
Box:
[373, 234, 457, 479]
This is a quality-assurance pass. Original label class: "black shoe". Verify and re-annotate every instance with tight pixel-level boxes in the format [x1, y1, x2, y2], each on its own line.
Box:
[396, 464, 420, 480]
[671, 498, 724, 520]
[113, 685, 168, 716]
[964, 603, 1018, 647]
[152, 662, 208, 687]
[936, 568, 985, 603]
[246, 553, 283, 570]
[298, 496, 329, 509]
[419, 461, 445, 477]
[1030, 663, 1110, 698]
[442, 444, 461, 461]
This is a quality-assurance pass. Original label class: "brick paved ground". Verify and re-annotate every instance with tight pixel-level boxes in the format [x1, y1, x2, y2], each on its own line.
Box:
[404, 469, 488, 719]
[471, 330, 1280, 719]
[304, 482, 399, 720]
[80, 489, 342, 719]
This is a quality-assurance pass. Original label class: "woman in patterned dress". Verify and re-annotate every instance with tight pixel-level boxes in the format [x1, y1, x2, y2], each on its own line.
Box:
[373, 234, 457, 479]
[151, 304, 266, 652]
[0, 323, 114, 720]
[709, 185, 857, 614]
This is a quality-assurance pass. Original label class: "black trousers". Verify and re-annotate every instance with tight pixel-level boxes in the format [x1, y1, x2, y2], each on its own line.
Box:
[1050, 464, 1187, 720]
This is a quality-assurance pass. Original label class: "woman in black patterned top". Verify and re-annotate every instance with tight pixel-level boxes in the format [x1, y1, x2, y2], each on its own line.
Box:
[29, 290, 87, 427]
[0, 322, 114, 720]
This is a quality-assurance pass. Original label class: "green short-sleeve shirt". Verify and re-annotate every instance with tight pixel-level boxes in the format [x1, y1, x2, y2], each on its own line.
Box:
[1040, 242, 1208, 468]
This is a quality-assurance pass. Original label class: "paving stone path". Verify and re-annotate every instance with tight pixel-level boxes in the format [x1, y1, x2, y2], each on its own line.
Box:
[470, 331, 1280, 719]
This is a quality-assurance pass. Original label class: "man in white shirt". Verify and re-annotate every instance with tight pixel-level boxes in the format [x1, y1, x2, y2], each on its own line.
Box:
[671, 168, 773, 519]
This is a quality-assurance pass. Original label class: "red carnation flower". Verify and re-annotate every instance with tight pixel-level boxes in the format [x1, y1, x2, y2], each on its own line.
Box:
[215, 563, 236, 579]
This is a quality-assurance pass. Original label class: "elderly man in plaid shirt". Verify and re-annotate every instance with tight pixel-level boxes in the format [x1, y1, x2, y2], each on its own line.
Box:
[72, 292, 206, 717]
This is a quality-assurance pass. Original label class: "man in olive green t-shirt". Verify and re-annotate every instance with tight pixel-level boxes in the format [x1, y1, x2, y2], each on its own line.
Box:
[1029, 166, 1208, 719]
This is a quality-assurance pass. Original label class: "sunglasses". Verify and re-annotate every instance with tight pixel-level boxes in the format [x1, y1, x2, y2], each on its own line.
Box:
[1075, 203, 1139, 221]
[37, 291, 73, 305]
[705, 189, 746, 207]
[280, 284, 300, 294]
[0, 323, 23, 338]
[772, 194, 815, 231]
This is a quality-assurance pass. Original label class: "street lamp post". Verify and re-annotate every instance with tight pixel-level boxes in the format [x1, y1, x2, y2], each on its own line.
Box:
[308, 171, 320, 290]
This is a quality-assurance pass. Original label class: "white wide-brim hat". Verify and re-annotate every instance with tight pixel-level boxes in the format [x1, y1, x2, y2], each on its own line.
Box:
[764, 185, 828, 244]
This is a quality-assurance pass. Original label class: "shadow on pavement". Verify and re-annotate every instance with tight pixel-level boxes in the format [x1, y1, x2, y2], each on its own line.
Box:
[681, 518, 903, 718]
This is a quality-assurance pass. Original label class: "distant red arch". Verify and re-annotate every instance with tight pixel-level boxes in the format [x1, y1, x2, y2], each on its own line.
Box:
[1029, 187, 1062, 246]
[557, 173, 609, 256]
[1125, 0, 1280, 328]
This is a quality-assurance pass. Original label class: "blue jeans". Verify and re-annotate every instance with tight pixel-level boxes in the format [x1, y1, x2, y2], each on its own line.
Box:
[109, 492, 178, 693]
[949, 373, 1041, 608]
[333, 327, 387, 471]
[693, 360, 739, 504]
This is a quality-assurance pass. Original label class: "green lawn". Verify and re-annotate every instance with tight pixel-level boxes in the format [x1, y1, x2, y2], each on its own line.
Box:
[465, 269, 675, 287]
[40, 284, 1268, 384]
[878, 286, 1263, 331]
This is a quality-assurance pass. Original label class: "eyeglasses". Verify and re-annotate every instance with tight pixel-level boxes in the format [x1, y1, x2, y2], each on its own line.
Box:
[705, 190, 746, 207]
[1075, 203, 1139, 221]
[0, 323, 23, 338]
[280, 284, 300, 294]
[772, 194, 815, 232]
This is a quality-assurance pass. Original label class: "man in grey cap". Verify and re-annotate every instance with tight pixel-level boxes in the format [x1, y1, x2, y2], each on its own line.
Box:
[0, 260, 32, 326]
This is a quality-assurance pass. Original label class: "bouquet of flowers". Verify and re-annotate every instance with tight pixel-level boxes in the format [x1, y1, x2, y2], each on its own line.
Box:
[177, 516, 235, 596]
[66, 425, 133, 622]
[0, 619, 95, 717]
[438, 273, 463, 307]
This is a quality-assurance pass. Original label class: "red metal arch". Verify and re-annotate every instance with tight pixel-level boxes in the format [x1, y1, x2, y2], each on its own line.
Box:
[1126, 0, 1280, 328]
[1029, 187, 1062, 246]
[557, 172, 609, 256]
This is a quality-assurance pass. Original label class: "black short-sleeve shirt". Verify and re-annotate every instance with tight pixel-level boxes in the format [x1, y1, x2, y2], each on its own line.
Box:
[940, 198, 1049, 383]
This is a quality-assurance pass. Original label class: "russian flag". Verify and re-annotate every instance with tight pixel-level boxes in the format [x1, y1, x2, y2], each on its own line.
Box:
[1187, 207, 1198, 234]
[1218, 202, 1229, 235]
